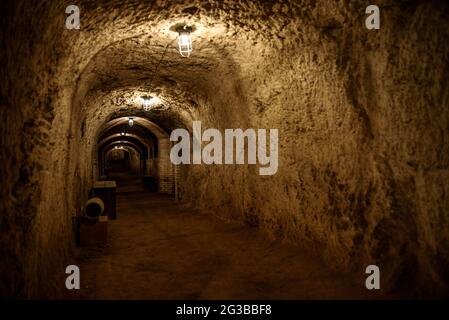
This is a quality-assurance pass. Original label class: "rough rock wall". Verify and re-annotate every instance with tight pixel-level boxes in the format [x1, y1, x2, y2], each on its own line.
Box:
[167, 0, 449, 296]
[0, 1, 77, 297]
[0, 0, 448, 298]
[181, 1, 449, 296]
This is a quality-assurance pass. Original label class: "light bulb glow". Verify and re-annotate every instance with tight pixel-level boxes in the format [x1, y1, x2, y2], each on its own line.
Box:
[179, 34, 190, 45]
[177, 27, 193, 58]
[142, 96, 152, 111]
[128, 117, 134, 127]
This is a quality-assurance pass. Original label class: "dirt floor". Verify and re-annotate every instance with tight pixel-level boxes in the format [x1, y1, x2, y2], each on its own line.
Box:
[68, 176, 386, 300]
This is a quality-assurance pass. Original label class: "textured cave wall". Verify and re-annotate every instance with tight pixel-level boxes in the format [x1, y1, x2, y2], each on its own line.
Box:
[0, 1, 78, 297]
[251, 2, 449, 296]
[0, 0, 448, 298]
[179, 1, 449, 296]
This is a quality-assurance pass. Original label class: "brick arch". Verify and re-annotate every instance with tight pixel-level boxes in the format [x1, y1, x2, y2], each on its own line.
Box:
[98, 117, 174, 194]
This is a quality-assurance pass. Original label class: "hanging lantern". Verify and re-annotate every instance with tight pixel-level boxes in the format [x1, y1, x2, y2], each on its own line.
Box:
[141, 96, 153, 111]
[141, 95, 161, 111]
[128, 117, 134, 127]
[177, 26, 193, 58]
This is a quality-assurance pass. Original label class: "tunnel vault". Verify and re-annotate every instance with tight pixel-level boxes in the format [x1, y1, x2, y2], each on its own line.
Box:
[95, 116, 175, 193]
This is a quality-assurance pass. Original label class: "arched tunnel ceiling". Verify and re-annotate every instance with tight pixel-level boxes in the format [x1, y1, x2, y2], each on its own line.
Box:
[77, 35, 213, 138]
[98, 121, 158, 145]
[103, 141, 143, 157]
[99, 135, 149, 158]
[104, 146, 139, 162]
[69, 0, 344, 148]
[100, 116, 168, 139]
[99, 133, 155, 152]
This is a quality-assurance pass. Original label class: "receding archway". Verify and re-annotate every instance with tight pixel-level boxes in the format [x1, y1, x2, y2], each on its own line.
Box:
[96, 116, 175, 194]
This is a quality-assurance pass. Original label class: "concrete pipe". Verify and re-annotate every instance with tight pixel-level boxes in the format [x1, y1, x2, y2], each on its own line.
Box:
[84, 197, 105, 221]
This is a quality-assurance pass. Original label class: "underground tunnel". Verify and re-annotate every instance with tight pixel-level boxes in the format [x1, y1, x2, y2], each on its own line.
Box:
[0, 0, 449, 301]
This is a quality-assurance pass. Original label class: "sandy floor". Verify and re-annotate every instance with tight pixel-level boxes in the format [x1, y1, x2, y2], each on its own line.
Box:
[69, 176, 383, 299]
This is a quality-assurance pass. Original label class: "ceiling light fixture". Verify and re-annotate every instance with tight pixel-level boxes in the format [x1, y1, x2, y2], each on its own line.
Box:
[177, 25, 193, 58]
[141, 96, 153, 111]
[128, 117, 134, 127]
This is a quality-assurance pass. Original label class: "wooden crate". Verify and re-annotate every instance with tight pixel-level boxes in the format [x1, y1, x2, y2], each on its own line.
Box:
[79, 216, 108, 246]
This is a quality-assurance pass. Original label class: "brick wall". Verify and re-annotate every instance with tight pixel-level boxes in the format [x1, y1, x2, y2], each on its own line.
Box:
[158, 138, 174, 194]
